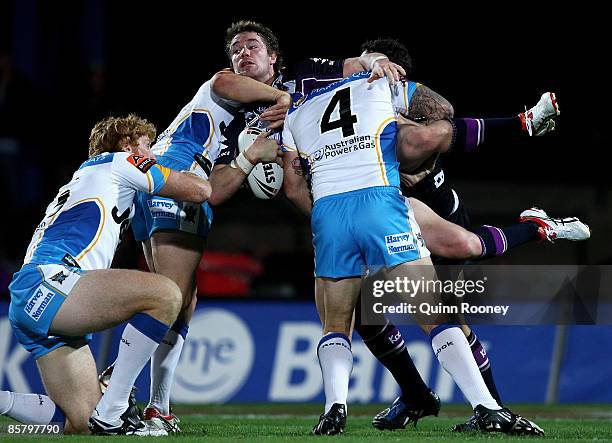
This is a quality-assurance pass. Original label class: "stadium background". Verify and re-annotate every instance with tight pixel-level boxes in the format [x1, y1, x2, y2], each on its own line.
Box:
[1, 1, 610, 407]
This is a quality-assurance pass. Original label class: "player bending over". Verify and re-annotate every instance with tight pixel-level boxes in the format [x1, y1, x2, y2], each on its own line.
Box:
[0, 115, 211, 435]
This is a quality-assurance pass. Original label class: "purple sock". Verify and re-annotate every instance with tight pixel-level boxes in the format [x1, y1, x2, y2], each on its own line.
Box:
[468, 331, 502, 406]
[450, 117, 523, 152]
[473, 222, 539, 259]
[356, 322, 431, 403]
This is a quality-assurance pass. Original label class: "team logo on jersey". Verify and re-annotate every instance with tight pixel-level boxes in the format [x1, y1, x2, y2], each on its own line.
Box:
[183, 205, 198, 223]
[127, 154, 156, 173]
[24, 287, 55, 322]
[385, 232, 416, 255]
[50, 271, 67, 284]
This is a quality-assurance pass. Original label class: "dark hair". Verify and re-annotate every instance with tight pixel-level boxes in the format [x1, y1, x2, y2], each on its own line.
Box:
[360, 38, 413, 76]
[225, 20, 283, 73]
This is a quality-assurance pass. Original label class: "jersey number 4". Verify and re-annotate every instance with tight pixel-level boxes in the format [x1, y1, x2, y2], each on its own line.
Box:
[320, 88, 358, 137]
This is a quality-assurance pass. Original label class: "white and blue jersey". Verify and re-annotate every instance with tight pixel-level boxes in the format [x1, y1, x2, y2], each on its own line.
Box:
[132, 80, 239, 241]
[9, 152, 169, 358]
[282, 73, 429, 278]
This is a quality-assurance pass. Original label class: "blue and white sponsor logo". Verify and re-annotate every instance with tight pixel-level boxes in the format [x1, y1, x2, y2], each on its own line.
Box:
[24, 287, 55, 322]
[148, 198, 177, 219]
[385, 232, 416, 255]
[172, 309, 254, 403]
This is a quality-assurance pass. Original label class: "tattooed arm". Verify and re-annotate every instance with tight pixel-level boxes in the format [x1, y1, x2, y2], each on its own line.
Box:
[407, 84, 454, 122]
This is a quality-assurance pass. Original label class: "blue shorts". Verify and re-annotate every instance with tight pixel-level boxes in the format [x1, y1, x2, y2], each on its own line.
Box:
[8, 263, 91, 360]
[312, 187, 430, 278]
[131, 155, 213, 242]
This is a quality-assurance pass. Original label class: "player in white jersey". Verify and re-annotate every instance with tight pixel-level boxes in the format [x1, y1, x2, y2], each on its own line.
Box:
[127, 37, 288, 428]
[2, 115, 211, 435]
[281, 74, 544, 436]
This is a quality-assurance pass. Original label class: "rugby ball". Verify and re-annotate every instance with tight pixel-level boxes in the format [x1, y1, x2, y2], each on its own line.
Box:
[237, 127, 284, 199]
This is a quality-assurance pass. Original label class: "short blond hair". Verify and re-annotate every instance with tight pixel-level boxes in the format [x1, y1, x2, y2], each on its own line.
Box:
[88, 114, 156, 157]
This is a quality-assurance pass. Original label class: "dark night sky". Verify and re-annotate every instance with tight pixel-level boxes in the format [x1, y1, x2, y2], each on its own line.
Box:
[0, 2, 608, 284]
[2, 3, 606, 184]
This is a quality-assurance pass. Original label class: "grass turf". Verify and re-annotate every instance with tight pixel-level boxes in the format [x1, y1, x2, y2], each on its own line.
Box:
[1, 404, 611, 442]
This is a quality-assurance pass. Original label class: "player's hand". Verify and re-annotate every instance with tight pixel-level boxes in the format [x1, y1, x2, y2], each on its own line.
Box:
[245, 131, 281, 163]
[260, 91, 292, 129]
[368, 58, 406, 86]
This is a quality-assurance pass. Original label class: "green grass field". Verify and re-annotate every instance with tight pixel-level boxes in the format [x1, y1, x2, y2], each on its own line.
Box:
[2, 404, 611, 442]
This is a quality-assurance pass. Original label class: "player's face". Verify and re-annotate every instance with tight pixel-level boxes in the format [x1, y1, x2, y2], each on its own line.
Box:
[124, 135, 155, 159]
[229, 32, 277, 84]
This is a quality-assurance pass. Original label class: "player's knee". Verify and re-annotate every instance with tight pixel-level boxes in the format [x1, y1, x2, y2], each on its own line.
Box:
[446, 230, 481, 260]
[149, 275, 182, 318]
[462, 232, 483, 258]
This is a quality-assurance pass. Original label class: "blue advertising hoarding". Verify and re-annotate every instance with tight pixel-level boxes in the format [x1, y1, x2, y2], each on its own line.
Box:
[1, 300, 611, 404]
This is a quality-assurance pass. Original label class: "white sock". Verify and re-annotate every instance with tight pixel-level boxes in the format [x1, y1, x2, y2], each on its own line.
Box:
[95, 323, 163, 421]
[431, 326, 500, 409]
[148, 329, 185, 415]
[317, 333, 353, 413]
[0, 391, 61, 424]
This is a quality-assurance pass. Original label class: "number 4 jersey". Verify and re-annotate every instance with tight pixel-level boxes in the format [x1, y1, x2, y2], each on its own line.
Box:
[22, 152, 169, 270]
[282, 72, 411, 202]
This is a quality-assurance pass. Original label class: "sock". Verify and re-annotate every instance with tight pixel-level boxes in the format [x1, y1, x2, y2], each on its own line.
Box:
[356, 321, 431, 403]
[317, 333, 353, 413]
[467, 331, 503, 406]
[430, 325, 500, 410]
[0, 391, 65, 425]
[148, 320, 188, 415]
[95, 313, 169, 422]
[473, 222, 539, 259]
[450, 117, 523, 152]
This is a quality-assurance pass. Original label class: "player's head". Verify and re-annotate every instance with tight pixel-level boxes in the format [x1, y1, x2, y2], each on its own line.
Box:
[360, 38, 413, 76]
[225, 20, 283, 84]
[88, 114, 156, 158]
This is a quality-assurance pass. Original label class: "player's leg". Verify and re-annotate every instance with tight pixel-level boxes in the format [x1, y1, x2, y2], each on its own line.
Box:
[356, 191, 501, 411]
[49, 268, 181, 434]
[384, 257, 503, 410]
[354, 296, 440, 430]
[397, 92, 560, 170]
[0, 344, 98, 434]
[36, 344, 101, 434]
[141, 231, 204, 428]
[310, 193, 366, 435]
[312, 276, 360, 435]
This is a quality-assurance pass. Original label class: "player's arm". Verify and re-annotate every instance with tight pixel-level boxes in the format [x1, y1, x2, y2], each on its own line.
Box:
[391, 83, 453, 171]
[343, 53, 405, 84]
[157, 168, 212, 203]
[117, 153, 211, 203]
[207, 132, 282, 206]
[396, 118, 452, 172]
[406, 84, 454, 122]
[211, 71, 291, 129]
[282, 150, 312, 216]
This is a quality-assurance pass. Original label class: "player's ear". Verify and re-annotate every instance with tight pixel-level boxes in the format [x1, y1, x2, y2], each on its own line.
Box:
[269, 52, 277, 66]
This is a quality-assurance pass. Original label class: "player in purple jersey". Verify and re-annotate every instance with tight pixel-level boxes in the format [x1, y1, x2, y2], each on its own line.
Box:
[217, 22, 584, 435]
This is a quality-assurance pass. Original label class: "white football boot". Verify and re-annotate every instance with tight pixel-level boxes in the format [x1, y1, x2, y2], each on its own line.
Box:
[520, 92, 560, 136]
[520, 207, 590, 242]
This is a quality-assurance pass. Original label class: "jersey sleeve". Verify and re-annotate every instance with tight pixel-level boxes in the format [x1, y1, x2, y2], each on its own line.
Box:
[287, 58, 345, 95]
[112, 152, 169, 194]
[390, 80, 421, 115]
[281, 117, 297, 153]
